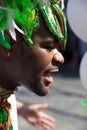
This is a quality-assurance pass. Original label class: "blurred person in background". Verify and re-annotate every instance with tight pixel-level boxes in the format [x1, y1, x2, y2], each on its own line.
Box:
[8, 95, 55, 130]
[62, 0, 80, 70]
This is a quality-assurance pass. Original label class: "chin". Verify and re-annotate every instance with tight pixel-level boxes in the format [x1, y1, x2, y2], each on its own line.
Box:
[26, 76, 50, 96]
[33, 85, 49, 96]
[31, 81, 49, 96]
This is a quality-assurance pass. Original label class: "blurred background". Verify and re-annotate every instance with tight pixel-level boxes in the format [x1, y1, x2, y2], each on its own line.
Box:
[16, 0, 87, 129]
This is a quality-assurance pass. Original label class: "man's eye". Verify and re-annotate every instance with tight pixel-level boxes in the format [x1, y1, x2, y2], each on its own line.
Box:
[42, 45, 55, 50]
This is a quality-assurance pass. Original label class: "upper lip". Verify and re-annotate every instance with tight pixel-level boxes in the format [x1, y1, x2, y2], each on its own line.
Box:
[42, 65, 59, 75]
[49, 68, 59, 73]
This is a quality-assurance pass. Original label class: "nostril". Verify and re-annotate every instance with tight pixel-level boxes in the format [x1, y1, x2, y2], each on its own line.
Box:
[52, 60, 62, 67]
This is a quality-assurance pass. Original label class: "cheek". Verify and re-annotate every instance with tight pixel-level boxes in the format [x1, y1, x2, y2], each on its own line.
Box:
[35, 49, 53, 67]
[25, 47, 53, 73]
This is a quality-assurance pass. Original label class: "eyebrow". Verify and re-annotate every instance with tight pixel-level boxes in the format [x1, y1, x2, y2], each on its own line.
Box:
[40, 38, 54, 44]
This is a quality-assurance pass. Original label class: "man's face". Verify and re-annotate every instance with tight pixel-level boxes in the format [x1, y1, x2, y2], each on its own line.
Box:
[0, 12, 64, 96]
[21, 14, 64, 96]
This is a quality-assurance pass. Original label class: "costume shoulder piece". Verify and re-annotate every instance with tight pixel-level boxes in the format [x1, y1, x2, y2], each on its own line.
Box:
[0, 86, 17, 130]
[0, 0, 67, 50]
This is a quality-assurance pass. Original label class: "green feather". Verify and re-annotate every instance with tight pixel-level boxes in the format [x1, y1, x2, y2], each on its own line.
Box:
[0, 31, 11, 49]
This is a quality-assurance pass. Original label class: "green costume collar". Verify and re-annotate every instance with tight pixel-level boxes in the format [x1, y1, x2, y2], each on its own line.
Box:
[0, 0, 67, 50]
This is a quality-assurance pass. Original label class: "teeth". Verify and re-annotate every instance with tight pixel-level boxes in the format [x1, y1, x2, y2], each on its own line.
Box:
[43, 69, 58, 77]
[50, 69, 59, 72]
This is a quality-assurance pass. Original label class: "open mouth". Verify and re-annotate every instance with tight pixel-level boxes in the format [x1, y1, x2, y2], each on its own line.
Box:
[43, 68, 58, 84]
[43, 71, 54, 83]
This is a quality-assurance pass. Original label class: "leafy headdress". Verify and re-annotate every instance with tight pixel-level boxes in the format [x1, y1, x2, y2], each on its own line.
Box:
[0, 0, 67, 50]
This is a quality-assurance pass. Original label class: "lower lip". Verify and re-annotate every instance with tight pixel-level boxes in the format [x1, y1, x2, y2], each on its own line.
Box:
[43, 72, 54, 83]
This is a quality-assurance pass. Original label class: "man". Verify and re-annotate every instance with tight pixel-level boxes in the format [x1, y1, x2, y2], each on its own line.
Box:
[0, 0, 67, 129]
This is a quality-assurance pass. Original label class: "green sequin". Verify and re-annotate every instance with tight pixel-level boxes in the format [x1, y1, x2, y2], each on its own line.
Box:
[0, 107, 8, 124]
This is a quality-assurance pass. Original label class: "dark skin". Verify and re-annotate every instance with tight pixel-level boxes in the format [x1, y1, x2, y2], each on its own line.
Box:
[0, 12, 64, 96]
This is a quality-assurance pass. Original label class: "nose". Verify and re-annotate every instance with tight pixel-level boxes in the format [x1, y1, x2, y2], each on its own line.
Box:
[52, 50, 64, 65]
